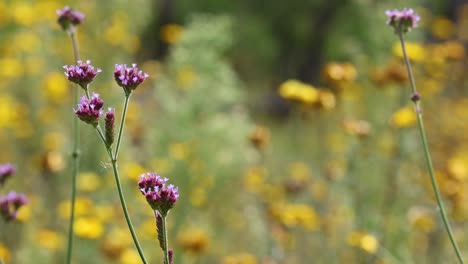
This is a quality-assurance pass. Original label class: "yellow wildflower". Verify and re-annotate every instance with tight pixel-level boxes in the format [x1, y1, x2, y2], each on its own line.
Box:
[77, 172, 101, 192]
[151, 158, 174, 175]
[11, 2, 35, 26]
[0, 57, 24, 78]
[102, 228, 133, 259]
[347, 231, 379, 254]
[407, 206, 435, 233]
[169, 142, 190, 161]
[243, 166, 267, 193]
[42, 132, 65, 151]
[177, 67, 198, 89]
[0, 243, 11, 263]
[222, 253, 257, 264]
[431, 17, 455, 39]
[123, 162, 146, 181]
[16, 204, 31, 222]
[120, 248, 141, 264]
[270, 203, 320, 231]
[74, 217, 104, 239]
[42, 72, 69, 104]
[190, 187, 207, 207]
[177, 227, 209, 254]
[448, 153, 468, 181]
[278, 79, 319, 105]
[37, 229, 64, 250]
[57, 197, 93, 219]
[392, 42, 425, 62]
[391, 107, 416, 128]
[161, 24, 184, 44]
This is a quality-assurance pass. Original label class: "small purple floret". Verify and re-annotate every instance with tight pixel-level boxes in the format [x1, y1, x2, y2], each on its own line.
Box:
[0, 191, 28, 222]
[74, 93, 104, 127]
[57, 6, 85, 31]
[114, 64, 149, 95]
[64, 60, 101, 89]
[386, 8, 420, 33]
[138, 172, 179, 215]
[0, 163, 15, 186]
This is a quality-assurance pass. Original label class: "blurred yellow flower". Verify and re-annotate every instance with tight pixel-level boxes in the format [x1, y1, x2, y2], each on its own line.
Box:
[278, 79, 319, 105]
[431, 17, 455, 39]
[249, 125, 270, 150]
[317, 89, 336, 110]
[407, 206, 435, 233]
[243, 166, 267, 193]
[0, 243, 11, 263]
[222, 253, 257, 264]
[137, 219, 158, 241]
[177, 227, 209, 254]
[105, 12, 129, 46]
[16, 204, 31, 222]
[77, 172, 102, 192]
[0, 95, 19, 128]
[11, 2, 35, 26]
[36, 229, 64, 250]
[169, 142, 190, 160]
[35, 1, 62, 21]
[93, 204, 116, 224]
[12, 31, 40, 53]
[177, 67, 198, 89]
[0, 57, 24, 78]
[58, 197, 93, 219]
[102, 228, 133, 259]
[347, 231, 378, 254]
[151, 158, 174, 175]
[42, 72, 69, 104]
[322, 62, 357, 85]
[123, 162, 146, 181]
[41, 150, 65, 173]
[74, 217, 104, 239]
[391, 107, 416, 128]
[392, 42, 425, 62]
[120, 248, 141, 264]
[343, 119, 371, 138]
[161, 24, 184, 44]
[0, 2, 9, 26]
[190, 187, 207, 207]
[270, 203, 320, 231]
[42, 132, 65, 151]
[448, 153, 468, 181]
[444, 41, 465, 60]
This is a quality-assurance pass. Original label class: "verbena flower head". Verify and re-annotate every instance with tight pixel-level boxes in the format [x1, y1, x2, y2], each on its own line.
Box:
[105, 108, 115, 146]
[74, 93, 104, 127]
[64, 60, 101, 89]
[0, 191, 28, 222]
[386, 8, 420, 33]
[114, 64, 149, 95]
[56, 6, 85, 32]
[0, 163, 15, 186]
[138, 172, 179, 215]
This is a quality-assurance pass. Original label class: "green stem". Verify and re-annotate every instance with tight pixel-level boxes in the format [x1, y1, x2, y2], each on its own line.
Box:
[113, 94, 131, 161]
[66, 30, 81, 264]
[158, 212, 170, 264]
[398, 31, 464, 264]
[110, 158, 148, 263]
[93, 95, 147, 263]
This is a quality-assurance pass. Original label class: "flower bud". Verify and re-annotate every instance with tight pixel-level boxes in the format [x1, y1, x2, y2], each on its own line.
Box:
[105, 108, 115, 146]
[56, 6, 85, 32]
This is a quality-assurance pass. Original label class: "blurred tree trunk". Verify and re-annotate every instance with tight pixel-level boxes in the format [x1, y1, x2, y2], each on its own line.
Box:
[139, 0, 174, 61]
[296, 0, 350, 84]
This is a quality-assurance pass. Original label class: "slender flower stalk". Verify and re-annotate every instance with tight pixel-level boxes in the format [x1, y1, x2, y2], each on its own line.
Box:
[57, 6, 85, 264]
[387, 8, 464, 263]
[139, 172, 179, 264]
[69, 63, 149, 263]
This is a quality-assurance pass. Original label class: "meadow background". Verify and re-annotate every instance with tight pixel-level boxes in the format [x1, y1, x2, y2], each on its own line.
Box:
[0, 0, 468, 263]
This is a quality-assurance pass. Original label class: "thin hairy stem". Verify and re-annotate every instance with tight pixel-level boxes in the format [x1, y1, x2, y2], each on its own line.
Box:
[66, 30, 81, 264]
[113, 95, 131, 160]
[398, 31, 464, 264]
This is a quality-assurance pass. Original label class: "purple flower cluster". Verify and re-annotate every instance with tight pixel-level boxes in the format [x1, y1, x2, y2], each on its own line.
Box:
[64, 60, 101, 89]
[74, 93, 104, 127]
[0, 163, 15, 186]
[56, 6, 85, 31]
[0, 165, 27, 222]
[114, 64, 149, 95]
[138, 172, 179, 215]
[0, 191, 28, 222]
[386, 8, 420, 33]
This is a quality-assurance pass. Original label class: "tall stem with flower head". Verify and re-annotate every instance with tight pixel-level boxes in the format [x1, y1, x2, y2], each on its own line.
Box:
[56, 6, 85, 264]
[66, 63, 150, 262]
[386, 8, 464, 263]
